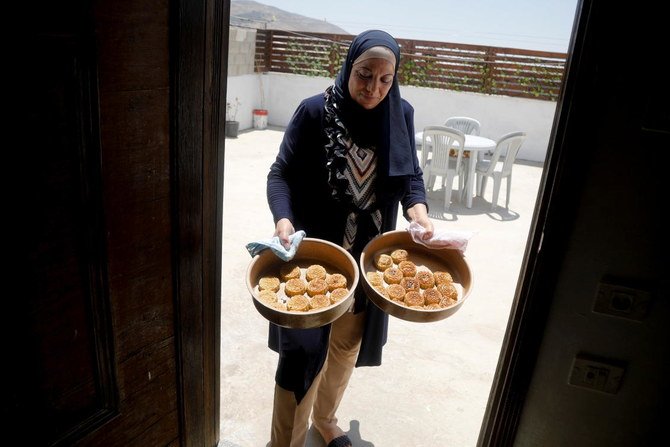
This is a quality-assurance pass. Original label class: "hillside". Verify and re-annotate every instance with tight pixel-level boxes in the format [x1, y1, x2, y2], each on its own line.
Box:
[230, 0, 349, 34]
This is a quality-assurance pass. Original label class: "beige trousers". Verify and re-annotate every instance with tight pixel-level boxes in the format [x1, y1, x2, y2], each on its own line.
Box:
[270, 310, 366, 447]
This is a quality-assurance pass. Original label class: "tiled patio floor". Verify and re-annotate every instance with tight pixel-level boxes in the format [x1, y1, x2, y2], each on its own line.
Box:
[220, 127, 544, 447]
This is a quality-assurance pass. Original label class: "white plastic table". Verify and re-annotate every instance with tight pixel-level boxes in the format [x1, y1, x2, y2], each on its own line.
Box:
[416, 132, 496, 208]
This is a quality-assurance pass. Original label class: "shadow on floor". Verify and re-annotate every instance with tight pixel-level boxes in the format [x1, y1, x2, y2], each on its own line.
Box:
[305, 420, 374, 447]
[426, 190, 521, 222]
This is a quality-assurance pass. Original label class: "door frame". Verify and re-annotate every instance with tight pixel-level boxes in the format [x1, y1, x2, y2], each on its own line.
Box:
[477, 0, 592, 443]
[172, 0, 229, 444]
[212, 0, 598, 445]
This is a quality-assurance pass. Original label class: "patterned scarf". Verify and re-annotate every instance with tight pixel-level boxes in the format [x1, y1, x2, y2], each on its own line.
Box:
[323, 86, 382, 251]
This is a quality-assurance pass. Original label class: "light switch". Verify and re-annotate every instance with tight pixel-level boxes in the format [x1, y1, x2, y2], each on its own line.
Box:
[593, 280, 650, 321]
[568, 353, 625, 394]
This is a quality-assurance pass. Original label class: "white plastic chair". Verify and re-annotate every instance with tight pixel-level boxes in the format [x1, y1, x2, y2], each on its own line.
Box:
[416, 117, 481, 166]
[475, 131, 527, 210]
[444, 116, 481, 136]
[422, 126, 466, 210]
[445, 116, 486, 161]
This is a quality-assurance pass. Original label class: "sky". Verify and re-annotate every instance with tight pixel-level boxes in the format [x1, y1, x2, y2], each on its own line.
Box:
[246, 0, 579, 53]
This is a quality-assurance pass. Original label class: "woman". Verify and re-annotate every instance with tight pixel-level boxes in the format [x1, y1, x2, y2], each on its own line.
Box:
[266, 29, 434, 447]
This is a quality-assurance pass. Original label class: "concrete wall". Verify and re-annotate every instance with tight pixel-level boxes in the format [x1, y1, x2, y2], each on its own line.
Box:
[227, 27, 256, 77]
[226, 72, 557, 163]
[402, 86, 557, 163]
[225, 27, 558, 163]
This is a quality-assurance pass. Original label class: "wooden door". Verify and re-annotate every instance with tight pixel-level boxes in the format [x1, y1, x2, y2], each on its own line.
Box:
[3, 0, 225, 445]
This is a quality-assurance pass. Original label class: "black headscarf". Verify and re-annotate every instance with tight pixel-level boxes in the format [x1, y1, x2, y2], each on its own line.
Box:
[328, 29, 414, 177]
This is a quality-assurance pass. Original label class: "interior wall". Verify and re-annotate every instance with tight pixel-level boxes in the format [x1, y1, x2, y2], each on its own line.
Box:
[512, 0, 668, 444]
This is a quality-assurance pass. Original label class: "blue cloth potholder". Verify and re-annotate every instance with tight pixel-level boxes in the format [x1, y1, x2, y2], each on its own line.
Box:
[245, 230, 306, 261]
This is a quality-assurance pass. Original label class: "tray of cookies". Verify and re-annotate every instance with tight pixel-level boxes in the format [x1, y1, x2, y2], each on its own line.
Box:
[246, 237, 359, 329]
[359, 230, 473, 322]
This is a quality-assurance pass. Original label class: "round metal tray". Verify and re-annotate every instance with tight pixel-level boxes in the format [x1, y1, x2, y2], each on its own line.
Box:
[360, 230, 473, 322]
[246, 238, 359, 329]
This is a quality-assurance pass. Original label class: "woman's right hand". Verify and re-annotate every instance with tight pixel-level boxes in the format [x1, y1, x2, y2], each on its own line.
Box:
[274, 218, 295, 250]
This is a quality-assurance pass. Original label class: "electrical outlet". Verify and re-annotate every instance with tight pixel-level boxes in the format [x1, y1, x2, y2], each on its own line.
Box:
[568, 354, 625, 394]
[593, 280, 650, 321]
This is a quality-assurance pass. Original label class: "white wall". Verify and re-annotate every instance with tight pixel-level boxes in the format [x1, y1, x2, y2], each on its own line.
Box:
[401, 87, 557, 163]
[225, 74, 266, 131]
[226, 72, 558, 163]
[266, 74, 333, 127]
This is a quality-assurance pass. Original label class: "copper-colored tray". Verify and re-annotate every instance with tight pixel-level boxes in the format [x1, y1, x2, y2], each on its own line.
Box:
[246, 238, 359, 329]
[360, 230, 473, 322]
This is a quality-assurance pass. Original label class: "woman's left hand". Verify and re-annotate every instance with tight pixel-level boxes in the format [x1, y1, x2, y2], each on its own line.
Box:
[406, 203, 434, 240]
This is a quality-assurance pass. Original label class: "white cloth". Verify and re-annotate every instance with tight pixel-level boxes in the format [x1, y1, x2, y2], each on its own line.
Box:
[406, 222, 473, 254]
[245, 230, 306, 261]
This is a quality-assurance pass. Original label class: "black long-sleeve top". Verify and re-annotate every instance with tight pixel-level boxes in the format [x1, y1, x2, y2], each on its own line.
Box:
[266, 92, 427, 402]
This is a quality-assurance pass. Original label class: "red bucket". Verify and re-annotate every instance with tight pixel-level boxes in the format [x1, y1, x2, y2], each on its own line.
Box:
[252, 109, 268, 129]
